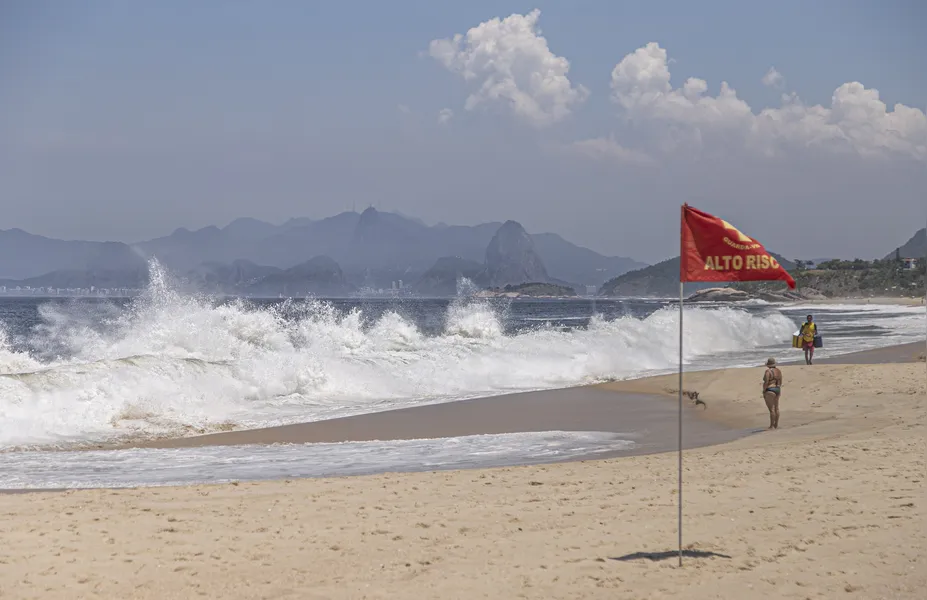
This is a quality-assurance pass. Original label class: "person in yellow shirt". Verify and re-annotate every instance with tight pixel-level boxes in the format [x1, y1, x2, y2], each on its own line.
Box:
[798, 314, 817, 365]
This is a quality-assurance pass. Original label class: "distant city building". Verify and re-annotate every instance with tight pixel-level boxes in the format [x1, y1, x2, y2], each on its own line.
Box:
[0, 286, 142, 298]
[902, 257, 918, 270]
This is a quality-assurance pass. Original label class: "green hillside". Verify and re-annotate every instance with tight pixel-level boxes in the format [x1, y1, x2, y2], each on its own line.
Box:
[734, 258, 924, 298]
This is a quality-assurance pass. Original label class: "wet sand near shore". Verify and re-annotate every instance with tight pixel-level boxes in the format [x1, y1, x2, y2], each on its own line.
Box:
[135, 387, 750, 457]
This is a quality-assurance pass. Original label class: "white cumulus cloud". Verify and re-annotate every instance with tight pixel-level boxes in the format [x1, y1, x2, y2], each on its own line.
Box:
[438, 108, 454, 124]
[610, 43, 753, 136]
[427, 9, 589, 128]
[761, 67, 784, 89]
[607, 42, 927, 161]
[752, 84, 927, 160]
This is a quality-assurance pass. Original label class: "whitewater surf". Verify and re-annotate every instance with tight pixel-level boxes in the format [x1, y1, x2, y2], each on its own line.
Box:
[0, 260, 922, 449]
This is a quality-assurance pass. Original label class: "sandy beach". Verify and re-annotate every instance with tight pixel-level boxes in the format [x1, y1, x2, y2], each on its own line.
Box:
[1, 345, 924, 599]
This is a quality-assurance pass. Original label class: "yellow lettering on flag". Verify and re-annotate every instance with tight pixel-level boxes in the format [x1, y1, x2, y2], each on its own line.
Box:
[720, 219, 753, 243]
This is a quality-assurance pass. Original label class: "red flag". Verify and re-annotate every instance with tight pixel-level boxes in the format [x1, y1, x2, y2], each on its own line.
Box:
[680, 204, 795, 289]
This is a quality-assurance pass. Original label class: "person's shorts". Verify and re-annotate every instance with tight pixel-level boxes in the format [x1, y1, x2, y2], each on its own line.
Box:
[801, 340, 814, 350]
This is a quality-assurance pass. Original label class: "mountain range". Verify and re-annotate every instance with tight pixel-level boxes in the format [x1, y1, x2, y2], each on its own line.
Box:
[0, 209, 646, 295]
[4, 213, 920, 298]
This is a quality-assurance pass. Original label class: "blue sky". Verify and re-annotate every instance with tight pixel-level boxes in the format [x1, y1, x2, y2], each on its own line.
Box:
[2, 0, 925, 262]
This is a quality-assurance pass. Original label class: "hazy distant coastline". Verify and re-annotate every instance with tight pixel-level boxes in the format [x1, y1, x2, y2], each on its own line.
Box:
[1, 212, 923, 301]
[0, 208, 644, 298]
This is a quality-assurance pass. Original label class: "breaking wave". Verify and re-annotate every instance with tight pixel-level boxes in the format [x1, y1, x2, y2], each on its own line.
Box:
[0, 260, 797, 447]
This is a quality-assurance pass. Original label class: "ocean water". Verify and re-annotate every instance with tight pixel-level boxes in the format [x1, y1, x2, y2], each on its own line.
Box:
[0, 431, 637, 489]
[0, 260, 923, 488]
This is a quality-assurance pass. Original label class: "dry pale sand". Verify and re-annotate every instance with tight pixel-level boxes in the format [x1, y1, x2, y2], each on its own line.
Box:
[1, 361, 925, 600]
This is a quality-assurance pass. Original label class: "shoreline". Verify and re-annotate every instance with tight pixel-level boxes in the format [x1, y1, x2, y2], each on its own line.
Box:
[123, 341, 925, 453]
[0, 341, 916, 493]
[0, 388, 755, 492]
[0, 341, 921, 495]
[7, 341, 922, 458]
[129, 387, 750, 455]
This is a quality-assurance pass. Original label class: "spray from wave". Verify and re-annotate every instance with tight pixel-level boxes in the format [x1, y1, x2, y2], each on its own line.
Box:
[0, 260, 797, 447]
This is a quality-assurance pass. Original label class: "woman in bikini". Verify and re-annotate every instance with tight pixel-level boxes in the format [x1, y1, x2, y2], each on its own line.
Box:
[762, 357, 782, 429]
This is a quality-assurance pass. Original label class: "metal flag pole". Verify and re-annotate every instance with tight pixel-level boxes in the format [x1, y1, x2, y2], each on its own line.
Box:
[678, 203, 686, 568]
[678, 279, 684, 567]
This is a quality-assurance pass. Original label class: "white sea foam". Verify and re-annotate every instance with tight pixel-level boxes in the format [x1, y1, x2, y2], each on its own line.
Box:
[0, 430, 636, 489]
[0, 327, 42, 374]
[3, 260, 919, 448]
[779, 303, 925, 352]
[742, 298, 771, 306]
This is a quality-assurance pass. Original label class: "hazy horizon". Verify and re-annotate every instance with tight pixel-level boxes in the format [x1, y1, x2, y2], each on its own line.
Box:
[3, 205, 922, 266]
[2, 1, 925, 263]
